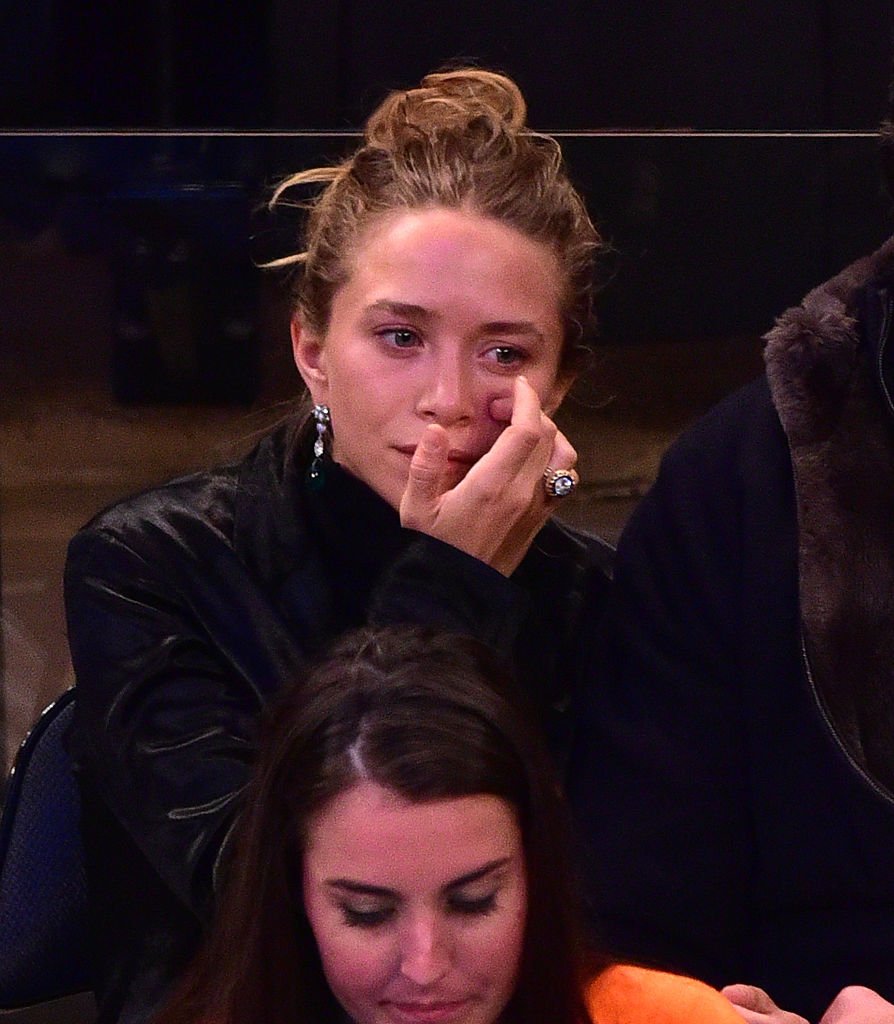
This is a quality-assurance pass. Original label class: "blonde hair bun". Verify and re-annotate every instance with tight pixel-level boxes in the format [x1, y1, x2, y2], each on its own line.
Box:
[365, 69, 527, 148]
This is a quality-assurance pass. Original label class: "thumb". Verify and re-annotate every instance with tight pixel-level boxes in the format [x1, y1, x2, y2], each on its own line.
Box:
[722, 985, 778, 1013]
[400, 424, 449, 522]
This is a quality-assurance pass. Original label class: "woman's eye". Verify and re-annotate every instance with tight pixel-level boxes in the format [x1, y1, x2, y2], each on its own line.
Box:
[340, 904, 395, 929]
[379, 328, 420, 349]
[447, 892, 497, 917]
[485, 345, 525, 367]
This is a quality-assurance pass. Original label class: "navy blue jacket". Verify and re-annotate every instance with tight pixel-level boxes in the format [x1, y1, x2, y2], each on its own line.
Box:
[569, 244, 894, 1022]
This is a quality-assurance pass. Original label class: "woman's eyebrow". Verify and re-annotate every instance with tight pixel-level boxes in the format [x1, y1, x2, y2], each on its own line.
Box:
[326, 879, 398, 898]
[444, 857, 512, 891]
[324, 857, 512, 898]
[366, 299, 435, 322]
[480, 320, 544, 339]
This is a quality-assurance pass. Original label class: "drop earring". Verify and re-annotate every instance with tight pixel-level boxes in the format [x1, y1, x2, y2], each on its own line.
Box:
[308, 403, 331, 490]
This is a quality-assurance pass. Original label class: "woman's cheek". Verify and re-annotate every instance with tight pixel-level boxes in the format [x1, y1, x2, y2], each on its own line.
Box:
[316, 928, 393, 1002]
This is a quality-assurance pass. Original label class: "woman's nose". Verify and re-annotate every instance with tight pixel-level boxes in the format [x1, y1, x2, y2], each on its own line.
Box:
[398, 917, 453, 987]
[416, 353, 474, 425]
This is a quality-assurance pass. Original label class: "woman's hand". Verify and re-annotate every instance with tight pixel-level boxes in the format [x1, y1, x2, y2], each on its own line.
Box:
[400, 375, 576, 576]
[723, 983, 894, 1024]
[819, 987, 894, 1024]
[722, 985, 809, 1024]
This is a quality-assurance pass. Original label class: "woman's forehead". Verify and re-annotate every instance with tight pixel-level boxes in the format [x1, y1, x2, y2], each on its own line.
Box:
[303, 781, 523, 890]
[334, 207, 564, 326]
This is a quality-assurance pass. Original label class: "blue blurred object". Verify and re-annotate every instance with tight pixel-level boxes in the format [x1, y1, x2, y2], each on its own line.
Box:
[0, 689, 91, 1011]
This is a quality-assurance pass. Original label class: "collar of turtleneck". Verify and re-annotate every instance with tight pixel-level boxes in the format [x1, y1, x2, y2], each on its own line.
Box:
[300, 456, 413, 628]
[231, 428, 415, 644]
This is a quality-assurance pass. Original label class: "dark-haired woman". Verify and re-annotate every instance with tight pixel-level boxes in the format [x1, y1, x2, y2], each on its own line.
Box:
[64, 69, 612, 1022]
[154, 627, 742, 1024]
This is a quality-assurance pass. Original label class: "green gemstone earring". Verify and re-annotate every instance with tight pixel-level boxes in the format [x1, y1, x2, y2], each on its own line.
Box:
[308, 404, 331, 490]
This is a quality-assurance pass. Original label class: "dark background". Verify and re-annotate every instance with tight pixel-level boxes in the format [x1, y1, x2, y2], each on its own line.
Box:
[2, 1, 893, 131]
[3, 0, 894, 366]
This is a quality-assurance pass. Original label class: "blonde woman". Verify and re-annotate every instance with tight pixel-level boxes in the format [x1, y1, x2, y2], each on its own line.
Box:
[65, 68, 612, 1022]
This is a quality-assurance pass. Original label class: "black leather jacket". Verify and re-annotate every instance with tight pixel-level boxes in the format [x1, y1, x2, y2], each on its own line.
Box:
[64, 423, 612, 1023]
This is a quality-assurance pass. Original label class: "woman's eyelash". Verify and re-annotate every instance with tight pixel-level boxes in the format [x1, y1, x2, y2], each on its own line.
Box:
[487, 345, 527, 366]
[447, 892, 498, 916]
[340, 905, 395, 928]
[339, 892, 498, 927]
[377, 327, 420, 347]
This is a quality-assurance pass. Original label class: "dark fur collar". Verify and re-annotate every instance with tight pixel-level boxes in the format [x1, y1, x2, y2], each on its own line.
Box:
[765, 236, 894, 796]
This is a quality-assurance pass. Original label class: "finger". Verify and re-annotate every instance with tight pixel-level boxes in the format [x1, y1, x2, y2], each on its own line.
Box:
[470, 383, 555, 486]
[547, 427, 577, 472]
[464, 411, 555, 502]
[722, 985, 778, 1013]
[510, 374, 539, 428]
[721, 985, 809, 1024]
[400, 424, 449, 520]
[725, 1010, 769, 1024]
[489, 374, 553, 425]
[821, 986, 894, 1024]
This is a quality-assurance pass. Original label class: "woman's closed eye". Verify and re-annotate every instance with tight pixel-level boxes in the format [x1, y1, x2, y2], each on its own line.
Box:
[338, 892, 498, 927]
[340, 902, 396, 928]
[447, 890, 498, 917]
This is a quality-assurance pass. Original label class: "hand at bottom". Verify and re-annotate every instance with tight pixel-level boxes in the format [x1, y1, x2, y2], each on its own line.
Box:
[723, 983, 894, 1024]
[819, 987, 894, 1024]
[722, 985, 808, 1024]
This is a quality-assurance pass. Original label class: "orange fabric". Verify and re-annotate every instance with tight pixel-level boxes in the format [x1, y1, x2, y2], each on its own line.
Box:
[586, 964, 743, 1024]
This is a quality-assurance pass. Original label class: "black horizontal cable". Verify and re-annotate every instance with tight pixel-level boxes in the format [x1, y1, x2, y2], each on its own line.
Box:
[0, 128, 880, 139]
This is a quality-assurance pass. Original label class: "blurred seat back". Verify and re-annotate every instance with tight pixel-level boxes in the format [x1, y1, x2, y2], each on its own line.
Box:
[0, 689, 92, 1010]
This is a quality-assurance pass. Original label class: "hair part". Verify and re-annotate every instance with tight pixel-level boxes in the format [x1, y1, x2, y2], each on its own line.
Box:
[268, 68, 602, 375]
[153, 626, 600, 1024]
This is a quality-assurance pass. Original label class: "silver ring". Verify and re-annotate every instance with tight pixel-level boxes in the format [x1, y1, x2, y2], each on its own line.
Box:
[543, 466, 579, 498]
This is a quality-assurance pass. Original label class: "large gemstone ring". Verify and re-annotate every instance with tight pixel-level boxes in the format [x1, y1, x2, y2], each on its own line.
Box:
[543, 466, 580, 498]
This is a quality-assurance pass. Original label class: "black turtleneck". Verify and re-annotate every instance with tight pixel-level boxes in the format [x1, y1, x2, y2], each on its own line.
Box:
[301, 456, 530, 650]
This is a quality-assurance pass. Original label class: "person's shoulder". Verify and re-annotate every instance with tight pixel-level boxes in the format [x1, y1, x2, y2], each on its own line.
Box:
[641, 374, 789, 524]
[74, 422, 296, 548]
[585, 964, 743, 1024]
[664, 374, 780, 470]
[75, 461, 240, 550]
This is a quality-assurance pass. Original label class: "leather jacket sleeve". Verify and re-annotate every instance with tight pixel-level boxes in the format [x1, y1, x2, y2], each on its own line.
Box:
[65, 524, 271, 919]
[369, 531, 530, 650]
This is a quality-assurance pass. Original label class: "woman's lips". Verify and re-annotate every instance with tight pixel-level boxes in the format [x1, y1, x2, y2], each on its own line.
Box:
[385, 998, 471, 1024]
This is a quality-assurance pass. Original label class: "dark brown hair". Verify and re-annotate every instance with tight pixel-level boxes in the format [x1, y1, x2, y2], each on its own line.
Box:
[269, 68, 602, 376]
[154, 627, 600, 1024]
